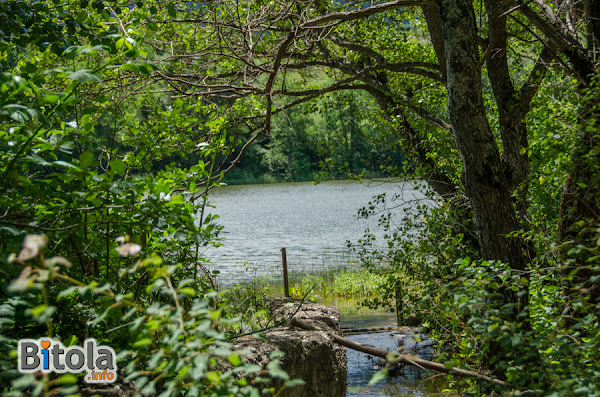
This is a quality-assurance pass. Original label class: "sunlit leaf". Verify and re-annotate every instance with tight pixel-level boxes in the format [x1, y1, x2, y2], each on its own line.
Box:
[110, 158, 127, 173]
[67, 70, 102, 82]
[367, 370, 386, 385]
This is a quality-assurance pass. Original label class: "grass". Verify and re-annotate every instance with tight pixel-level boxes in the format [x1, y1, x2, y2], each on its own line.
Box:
[332, 270, 386, 297]
[213, 253, 362, 290]
[216, 262, 395, 333]
[215, 255, 390, 322]
[284, 269, 386, 301]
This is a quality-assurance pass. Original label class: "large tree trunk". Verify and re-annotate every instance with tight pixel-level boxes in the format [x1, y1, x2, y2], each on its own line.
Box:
[485, 0, 532, 223]
[365, 83, 481, 250]
[436, 0, 528, 270]
[422, 5, 447, 83]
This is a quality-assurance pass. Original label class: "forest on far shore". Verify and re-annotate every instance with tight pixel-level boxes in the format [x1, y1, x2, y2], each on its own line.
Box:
[157, 89, 409, 185]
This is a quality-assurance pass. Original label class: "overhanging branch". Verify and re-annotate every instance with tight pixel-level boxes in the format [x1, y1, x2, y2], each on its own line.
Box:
[303, 0, 434, 28]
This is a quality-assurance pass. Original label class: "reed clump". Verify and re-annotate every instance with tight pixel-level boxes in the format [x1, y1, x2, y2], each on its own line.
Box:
[288, 269, 385, 300]
[332, 270, 385, 297]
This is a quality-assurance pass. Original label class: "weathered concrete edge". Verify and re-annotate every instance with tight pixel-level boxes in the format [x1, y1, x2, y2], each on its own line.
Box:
[233, 298, 348, 397]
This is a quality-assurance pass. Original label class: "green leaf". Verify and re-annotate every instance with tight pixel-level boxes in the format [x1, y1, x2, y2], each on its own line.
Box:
[205, 371, 220, 384]
[367, 370, 386, 385]
[64, 45, 109, 56]
[266, 360, 289, 380]
[227, 354, 242, 367]
[269, 350, 285, 360]
[31, 154, 50, 166]
[40, 94, 60, 104]
[120, 63, 140, 72]
[284, 379, 306, 388]
[7, 110, 29, 123]
[167, 5, 176, 18]
[141, 381, 156, 395]
[178, 365, 191, 379]
[110, 158, 126, 174]
[242, 364, 262, 374]
[67, 70, 102, 82]
[133, 338, 153, 348]
[0, 226, 22, 236]
[170, 195, 185, 204]
[31, 305, 48, 316]
[2, 104, 47, 124]
[30, 304, 56, 323]
[54, 161, 81, 171]
[66, 335, 79, 347]
[138, 62, 157, 75]
[56, 373, 77, 385]
[178, 287, 196, 297]
[125, 38, 136, 49]
[125, 48, 139, 58]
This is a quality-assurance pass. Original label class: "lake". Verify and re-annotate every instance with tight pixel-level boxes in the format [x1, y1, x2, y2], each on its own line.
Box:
[203, 179, 452, 396]
[204, 178, 429, 286]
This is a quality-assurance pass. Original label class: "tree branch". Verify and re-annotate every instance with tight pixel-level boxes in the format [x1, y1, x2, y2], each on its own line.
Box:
[518, 0, 596, 85]
[302, 0, 434, 28]
[290, 317, 512, 388]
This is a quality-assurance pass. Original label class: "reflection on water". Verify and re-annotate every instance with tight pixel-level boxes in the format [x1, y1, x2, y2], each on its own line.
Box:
[340, 306, 455, 397]
[338, 304, 397, 329]
[345, 332, 454, 397]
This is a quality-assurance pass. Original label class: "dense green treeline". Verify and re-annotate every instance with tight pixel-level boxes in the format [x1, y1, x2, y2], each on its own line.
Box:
[147, 87, 410, 185]
[226, 91, 409, 184]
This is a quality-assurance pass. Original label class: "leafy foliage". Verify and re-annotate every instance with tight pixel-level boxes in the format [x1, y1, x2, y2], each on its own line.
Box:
[0, 2, 294, 395]
[0, 238, 295, 396]
[2, 0, 600, 395]
[227, 90, 408, 184]
[354, 182, 600, 394]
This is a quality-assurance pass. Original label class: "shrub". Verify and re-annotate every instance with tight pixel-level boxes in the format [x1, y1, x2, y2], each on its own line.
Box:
[0, 236, 299, 396]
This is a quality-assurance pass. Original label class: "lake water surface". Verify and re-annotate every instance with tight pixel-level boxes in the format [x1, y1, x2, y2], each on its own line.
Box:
[205, 178, 427, 285]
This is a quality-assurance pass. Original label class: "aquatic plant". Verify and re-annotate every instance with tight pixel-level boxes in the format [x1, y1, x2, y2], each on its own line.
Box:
[332, 270, 386, 298]
[286, 270, 385, 301]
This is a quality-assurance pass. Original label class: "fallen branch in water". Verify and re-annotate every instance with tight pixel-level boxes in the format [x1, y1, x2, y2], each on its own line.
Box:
[289, 317, 509, 388]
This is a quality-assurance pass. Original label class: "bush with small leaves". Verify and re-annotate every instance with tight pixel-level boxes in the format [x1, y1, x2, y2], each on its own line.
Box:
[0, 236, 302, 396]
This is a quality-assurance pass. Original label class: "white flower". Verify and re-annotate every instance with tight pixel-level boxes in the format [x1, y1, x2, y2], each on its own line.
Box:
[18, 234, 48, 262]
[115, 243, 142, 257]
